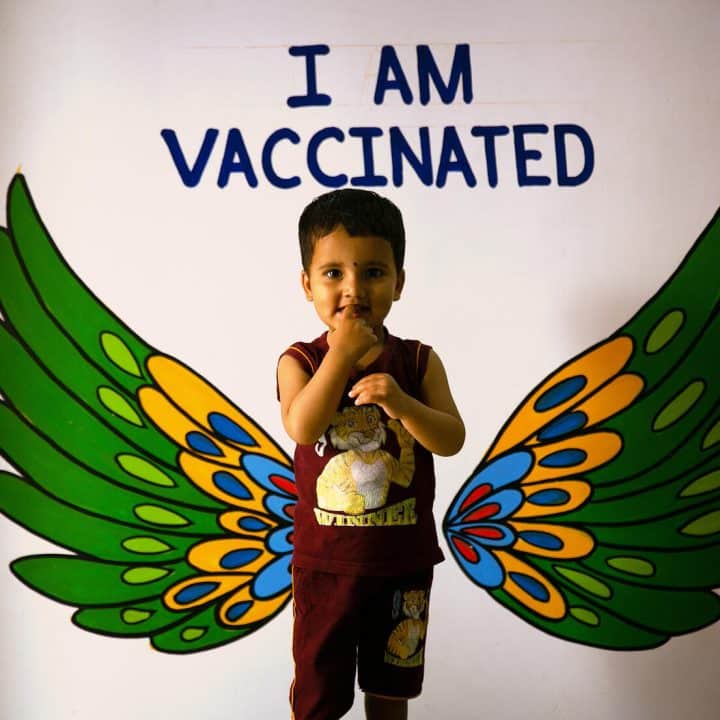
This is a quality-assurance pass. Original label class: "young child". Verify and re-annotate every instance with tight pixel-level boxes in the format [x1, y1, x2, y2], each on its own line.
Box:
[277, 189, 465, 720]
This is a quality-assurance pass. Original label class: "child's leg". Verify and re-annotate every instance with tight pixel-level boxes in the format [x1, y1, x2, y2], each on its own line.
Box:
[357, 570, 433, 720]
[291, 568, 358, 719]
[364, 694, 408, 720]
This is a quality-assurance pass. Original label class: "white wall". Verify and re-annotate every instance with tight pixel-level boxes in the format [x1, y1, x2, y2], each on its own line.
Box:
[1, 1, 719, 718]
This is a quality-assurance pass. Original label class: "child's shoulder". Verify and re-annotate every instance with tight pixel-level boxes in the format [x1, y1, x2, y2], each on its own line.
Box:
[279, 333, 328, 375]
[387, 330, 433, 367]
[379, 331, 435, 390]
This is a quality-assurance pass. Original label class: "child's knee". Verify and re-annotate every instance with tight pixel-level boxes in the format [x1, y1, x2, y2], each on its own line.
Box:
[364, 693, 409, 720]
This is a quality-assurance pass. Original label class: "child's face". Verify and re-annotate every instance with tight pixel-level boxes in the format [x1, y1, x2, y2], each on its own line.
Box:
[301, 225, 405, 338]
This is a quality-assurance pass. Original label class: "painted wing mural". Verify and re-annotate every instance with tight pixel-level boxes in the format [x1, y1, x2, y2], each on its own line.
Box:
[1, 173, 719, 655]
[443, 208, 720, 648]
[0, 174, 296, 652]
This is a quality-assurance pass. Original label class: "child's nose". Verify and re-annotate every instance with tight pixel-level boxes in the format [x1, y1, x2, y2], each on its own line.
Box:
[343, 272, 366, 297]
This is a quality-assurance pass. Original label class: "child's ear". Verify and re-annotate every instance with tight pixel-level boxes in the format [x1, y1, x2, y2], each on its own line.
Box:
[393, 269, 406, 301]
[301, 270, 313, 300]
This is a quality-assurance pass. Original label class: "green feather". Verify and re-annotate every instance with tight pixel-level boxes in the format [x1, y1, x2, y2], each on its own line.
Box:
[0, 473, 201, 562]
[595, 317, 719, 483]
[487, 586, 666, 650]
[581, 544, 720, 589]
[588, 497, 720, 548]
[620, 208, 720, 388]
[0, 404, 224, 532]
[149, 603, 256, 654]
[533, 558, 720, 636]
[74, 598, 191, 637]
[10, 555, 194, 606]
[0, 233, 182, 466]
[591, 412, 720, 503]
[563, 456, 720, 525]
[6, 174, 154, 394]
[0, 327, 221, 509]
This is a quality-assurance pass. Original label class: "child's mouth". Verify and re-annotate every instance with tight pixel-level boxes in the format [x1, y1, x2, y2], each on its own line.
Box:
[338, 304, 370, 316]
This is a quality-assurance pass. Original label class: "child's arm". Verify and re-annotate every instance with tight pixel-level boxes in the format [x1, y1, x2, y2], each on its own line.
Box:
[347, 349, 465, 456]
[278, 310, 377, 445]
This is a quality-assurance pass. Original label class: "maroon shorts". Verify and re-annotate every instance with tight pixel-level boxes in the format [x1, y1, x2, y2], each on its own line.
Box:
[290, 566, 433, 720]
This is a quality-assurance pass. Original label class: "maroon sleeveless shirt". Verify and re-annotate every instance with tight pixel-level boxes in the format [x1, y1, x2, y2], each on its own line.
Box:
[280, 329, 445, 575]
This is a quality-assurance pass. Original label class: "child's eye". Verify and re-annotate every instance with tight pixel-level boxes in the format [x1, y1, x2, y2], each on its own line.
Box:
[366, 268, 385, 279]
[324, 269, 341, 279]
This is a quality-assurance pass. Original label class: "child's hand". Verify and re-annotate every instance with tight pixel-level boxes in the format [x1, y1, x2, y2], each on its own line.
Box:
[327, 306, 377, 363]
[348, 373, 410, 419]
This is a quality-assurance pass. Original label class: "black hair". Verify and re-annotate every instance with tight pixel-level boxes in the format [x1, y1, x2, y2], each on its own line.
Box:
[298, 189, 405, 271]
